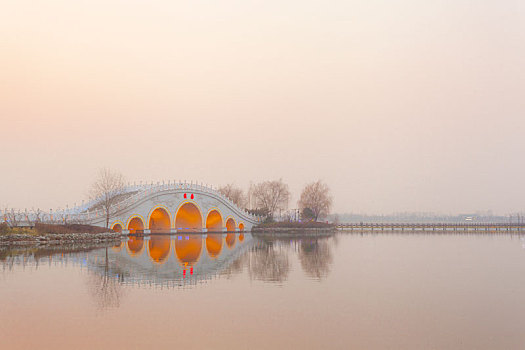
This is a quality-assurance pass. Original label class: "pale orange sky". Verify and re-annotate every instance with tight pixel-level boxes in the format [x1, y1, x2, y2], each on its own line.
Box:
[1, 0, 524, 214]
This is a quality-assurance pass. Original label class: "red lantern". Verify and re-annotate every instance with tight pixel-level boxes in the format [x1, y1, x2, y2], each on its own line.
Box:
[184, 193, 187, 199]
[191, 194, 194, 199]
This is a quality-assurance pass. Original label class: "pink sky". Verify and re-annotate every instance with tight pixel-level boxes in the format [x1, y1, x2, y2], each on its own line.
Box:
[1, 0, 524, 214]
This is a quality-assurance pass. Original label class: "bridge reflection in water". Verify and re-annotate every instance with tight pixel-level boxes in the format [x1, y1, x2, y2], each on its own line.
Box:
[1, 232, 337, 309]
[90, 233, 250, 287]
[87, 232, 337, 289]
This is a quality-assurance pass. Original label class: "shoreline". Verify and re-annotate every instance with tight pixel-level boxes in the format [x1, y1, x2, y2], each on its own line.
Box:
[0, 232, 122, 247]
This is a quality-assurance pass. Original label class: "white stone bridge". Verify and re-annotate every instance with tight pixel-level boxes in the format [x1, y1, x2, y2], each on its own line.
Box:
[4, 182, 261, 233]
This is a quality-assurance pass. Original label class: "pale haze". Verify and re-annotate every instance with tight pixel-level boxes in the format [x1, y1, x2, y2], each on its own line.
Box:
[1, 0, 524, 214]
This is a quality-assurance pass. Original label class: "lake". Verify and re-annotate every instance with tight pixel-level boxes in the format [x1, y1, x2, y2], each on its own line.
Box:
[2, 232, 525, 349]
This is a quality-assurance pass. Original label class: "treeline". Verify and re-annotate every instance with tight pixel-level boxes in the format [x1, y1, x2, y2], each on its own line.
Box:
[218, 179, 333, 222]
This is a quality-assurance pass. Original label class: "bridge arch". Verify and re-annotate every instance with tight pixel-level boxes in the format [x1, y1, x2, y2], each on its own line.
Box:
[225, 217, 236, 232]
[238, 222, 245, 231]
[175, 201, 203, 232]
[148, 206, 172, 233]
[127, 215, 145, 234]
[206, 208, 223, 232]
[111, 221, 124, 233]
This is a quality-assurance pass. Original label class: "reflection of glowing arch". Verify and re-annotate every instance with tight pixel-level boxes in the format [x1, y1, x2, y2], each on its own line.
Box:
[206, 234, 223, 258]
[225, 217, 236, 232]
[148, 235, 171, 264]
[206, 208, 223, 232]
[175, 201, 203, 232]
[238, 222, 245, 231]
[148, 206, 172, 233]
[126, 236, 145, 257]
[225, 233, 236, 249]
[127, 216, 145, 234]
[112, 241, 125, 252]
[239, 233, 245, 242]
[111, 221, 124, 233]
[174, 235, 203, 267]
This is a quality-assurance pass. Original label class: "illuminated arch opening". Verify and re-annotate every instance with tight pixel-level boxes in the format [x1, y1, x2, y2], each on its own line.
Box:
[206, 210, 223, 232]
[112, 223, 123, 233]
[128, 217, 144, 234]
[149, 207, 171, 233]
[226, 218, 236, 232]
[148, 235, 171, 264]
[127, 236, 145, 257]
[239, 233, 245, 242]
[225, 233, 236, 249]
[175, 203, 203, 232]
[206, 234, 223, 258]
[238, 223, 245, 232]
[174, 235, 203, 267]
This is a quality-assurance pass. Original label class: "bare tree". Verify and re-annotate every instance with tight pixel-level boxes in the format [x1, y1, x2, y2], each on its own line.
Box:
[298, 180, 332, 221]
[24, 208, 45, 226]
[3, 207, 22, 228]
[252, 179, 290, 218]
[90, 168, 126, 228]
[218, 183, 247, 208]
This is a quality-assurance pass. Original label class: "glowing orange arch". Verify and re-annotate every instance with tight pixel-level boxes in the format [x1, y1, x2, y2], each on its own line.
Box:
[206, 209, 223, 232]
[175, 202, 203, 232]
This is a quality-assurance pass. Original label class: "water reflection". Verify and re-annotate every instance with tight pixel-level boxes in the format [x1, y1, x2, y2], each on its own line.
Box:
[148, 235, 171, 264]
[1, 232, 337, 298]
[206, 233, 223, 258]
[87, 247, 124, 309]
[225, 232, 236, 249]
[298, 239, 333, 280]
[127, 235, 145, 257]
[247, 242, 290, 283]
[174, 235, 202, 267]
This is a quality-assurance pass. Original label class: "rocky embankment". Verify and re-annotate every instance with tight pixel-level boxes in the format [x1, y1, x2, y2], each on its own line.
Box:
[0, 232, 122, 247]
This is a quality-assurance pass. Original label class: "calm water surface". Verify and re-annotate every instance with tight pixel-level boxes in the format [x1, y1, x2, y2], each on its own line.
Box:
[2, 232, 525, 349]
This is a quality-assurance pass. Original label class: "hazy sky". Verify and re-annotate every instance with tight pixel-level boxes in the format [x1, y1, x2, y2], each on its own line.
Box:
[1, 0, 524, 214]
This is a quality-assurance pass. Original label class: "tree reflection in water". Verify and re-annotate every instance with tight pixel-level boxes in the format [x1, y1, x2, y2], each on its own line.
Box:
[86, 247, 124, 310]
[298, 239, 333, 280]
[247, 242, 290, 283]
[221, 234, 336, 282]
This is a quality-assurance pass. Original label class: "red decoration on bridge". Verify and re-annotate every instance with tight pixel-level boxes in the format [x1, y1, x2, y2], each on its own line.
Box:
[184, 193, 187, 199]
[191, 194, 194, 199]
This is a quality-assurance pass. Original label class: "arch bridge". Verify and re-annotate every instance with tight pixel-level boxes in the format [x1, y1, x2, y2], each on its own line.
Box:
[87, 182, 259, 234]
[6, 182, 261, 233]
